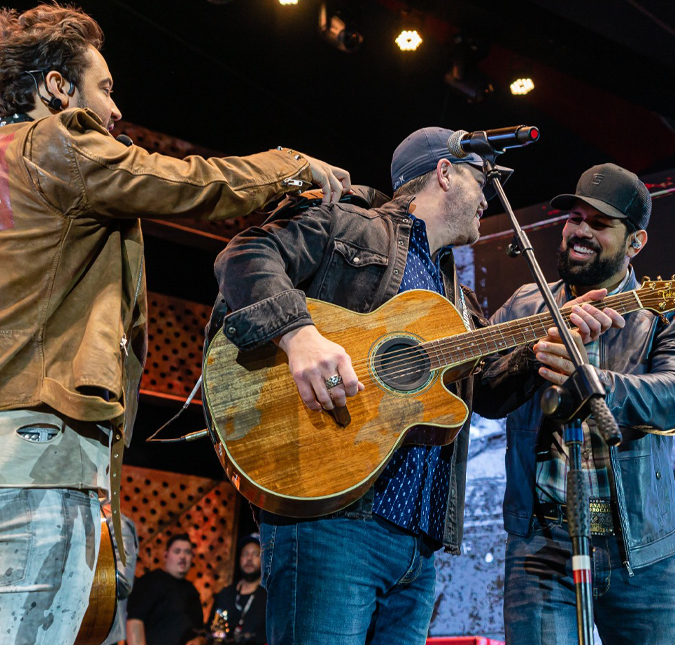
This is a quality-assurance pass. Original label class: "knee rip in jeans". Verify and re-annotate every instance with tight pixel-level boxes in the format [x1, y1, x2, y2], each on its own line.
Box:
[16, 424, 60, 443]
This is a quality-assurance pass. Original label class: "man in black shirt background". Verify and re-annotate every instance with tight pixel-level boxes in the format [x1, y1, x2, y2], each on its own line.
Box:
[127, 534, 204, 645]
[208, 534, 267, 645]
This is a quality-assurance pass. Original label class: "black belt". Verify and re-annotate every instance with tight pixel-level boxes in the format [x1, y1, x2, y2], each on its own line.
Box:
[534, 498, 618, 537]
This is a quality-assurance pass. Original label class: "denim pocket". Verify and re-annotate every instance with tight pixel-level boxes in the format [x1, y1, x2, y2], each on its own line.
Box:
[260, 523, 277, 587]
[0, 489, 32, 588]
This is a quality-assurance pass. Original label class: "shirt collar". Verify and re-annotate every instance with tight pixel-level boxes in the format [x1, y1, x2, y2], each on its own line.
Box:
[407, 211, 453, 263]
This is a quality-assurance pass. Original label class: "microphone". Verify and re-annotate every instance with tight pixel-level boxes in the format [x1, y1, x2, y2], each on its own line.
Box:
[116, 134, 133, 147]
[448, 125, 540, 157]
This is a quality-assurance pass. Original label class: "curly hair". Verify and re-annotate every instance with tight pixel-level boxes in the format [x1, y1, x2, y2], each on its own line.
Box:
[0, 3, 103, 116]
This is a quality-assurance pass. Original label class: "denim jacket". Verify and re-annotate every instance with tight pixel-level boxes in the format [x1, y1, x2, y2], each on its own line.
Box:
[214, 192, 490, 554]
[476, 273, 675, 571]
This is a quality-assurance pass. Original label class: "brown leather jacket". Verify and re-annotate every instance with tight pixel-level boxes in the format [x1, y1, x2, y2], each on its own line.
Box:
[0, 108, 311, 443]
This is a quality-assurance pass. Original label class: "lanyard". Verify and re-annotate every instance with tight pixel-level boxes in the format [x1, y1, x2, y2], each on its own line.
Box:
[234, 592, 255, 634]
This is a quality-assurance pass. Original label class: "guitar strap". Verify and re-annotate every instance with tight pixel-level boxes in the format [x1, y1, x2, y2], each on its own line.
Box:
[445, 252, 474, 332]
[109, 426, 127, 566]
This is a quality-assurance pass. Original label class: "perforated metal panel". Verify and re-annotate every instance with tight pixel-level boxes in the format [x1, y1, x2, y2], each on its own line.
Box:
[121, 465, 239, 616]
[142, 292, 212, 400]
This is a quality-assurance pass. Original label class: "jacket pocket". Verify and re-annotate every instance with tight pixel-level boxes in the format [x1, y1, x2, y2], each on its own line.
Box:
[317, 239, 388, 311]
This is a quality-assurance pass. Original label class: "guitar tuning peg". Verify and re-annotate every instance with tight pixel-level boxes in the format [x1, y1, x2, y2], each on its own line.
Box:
[657, 275, 663, 281]
[643, 276, 650, 282]
[672, 274, 675, 280]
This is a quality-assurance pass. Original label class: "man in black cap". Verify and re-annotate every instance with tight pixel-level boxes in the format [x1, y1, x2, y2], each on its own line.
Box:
[207, 534, 266, 645]
[213, 129, 614, 645]
[480, 163, 675, 643]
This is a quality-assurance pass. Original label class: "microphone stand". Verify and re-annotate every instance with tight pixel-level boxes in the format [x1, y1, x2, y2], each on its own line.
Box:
[469, 133, 622, 645]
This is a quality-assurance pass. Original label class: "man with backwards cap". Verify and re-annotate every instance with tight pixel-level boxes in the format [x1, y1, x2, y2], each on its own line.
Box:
[477, 164, 675, 643]
[214, 128, 615, 644]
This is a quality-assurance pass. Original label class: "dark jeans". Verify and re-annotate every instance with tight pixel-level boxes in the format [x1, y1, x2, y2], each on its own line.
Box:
[260, 513, 436, 645]
[504, 516, 675, 644]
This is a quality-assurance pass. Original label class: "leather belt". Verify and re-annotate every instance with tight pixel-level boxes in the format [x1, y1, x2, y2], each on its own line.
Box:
[534, 498, 618, 536]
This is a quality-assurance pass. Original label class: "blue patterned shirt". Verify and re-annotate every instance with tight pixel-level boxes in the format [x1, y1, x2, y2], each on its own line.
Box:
[372, 214, 456, 544]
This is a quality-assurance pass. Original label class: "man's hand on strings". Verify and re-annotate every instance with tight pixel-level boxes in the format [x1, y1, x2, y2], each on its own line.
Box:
[546, 288, 625, 345]
[277, 325, 364, 411]
[534, 288, 624, 384]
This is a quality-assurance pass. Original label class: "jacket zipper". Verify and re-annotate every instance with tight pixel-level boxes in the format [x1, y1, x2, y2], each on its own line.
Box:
[120, 334, 128, 356]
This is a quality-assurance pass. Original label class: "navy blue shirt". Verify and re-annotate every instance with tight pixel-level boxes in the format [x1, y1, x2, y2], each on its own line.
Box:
[372, 214, 453, 544]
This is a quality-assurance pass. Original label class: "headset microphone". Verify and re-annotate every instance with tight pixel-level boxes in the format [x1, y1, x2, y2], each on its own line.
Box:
[46, 96, 63, 111]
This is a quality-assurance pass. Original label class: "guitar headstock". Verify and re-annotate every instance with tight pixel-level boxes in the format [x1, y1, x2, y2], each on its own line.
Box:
[637, 276, 675, 314]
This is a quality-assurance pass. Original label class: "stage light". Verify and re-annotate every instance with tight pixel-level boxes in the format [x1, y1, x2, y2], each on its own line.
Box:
[510, 77, 534, 95]
[319, 2, 363, 54]
[396, 30, 422, 52]
[279, 0, 298, 5]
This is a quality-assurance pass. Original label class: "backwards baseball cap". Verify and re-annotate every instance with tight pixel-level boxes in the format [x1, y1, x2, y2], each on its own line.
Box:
[550, 163, 651, 230]
[390, 127, 513, 200]
[238, 532, 260, 550]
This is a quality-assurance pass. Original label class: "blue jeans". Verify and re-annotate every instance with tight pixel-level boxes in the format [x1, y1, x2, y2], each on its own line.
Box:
[260, 513, 437, 645]
[504, 516, 675, 644]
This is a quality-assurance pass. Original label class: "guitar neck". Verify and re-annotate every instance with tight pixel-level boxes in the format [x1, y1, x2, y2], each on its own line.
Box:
[426, 289, 643, 369]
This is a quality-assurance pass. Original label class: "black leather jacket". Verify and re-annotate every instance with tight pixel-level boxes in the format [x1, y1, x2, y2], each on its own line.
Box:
[214, 191, 490, 554]
[476, 273, 675, 571]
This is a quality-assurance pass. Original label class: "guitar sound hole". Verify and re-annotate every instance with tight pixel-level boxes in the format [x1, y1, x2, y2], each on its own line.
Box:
[373, 336, 431, 392]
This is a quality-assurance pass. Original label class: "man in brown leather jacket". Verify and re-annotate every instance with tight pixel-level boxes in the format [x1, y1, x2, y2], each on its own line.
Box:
[0, 5, 349, 644]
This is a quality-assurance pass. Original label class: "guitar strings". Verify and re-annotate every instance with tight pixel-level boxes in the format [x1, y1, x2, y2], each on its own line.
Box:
[352, 292, 641, 382]
[343, 292, 642, 383]
[361, 288, 663, 384]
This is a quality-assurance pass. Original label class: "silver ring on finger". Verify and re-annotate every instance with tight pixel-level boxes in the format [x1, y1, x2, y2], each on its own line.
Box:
[324, 374, 343, 390]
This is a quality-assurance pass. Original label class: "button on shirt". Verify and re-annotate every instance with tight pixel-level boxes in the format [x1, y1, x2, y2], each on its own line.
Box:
[373, 214, 457, 544]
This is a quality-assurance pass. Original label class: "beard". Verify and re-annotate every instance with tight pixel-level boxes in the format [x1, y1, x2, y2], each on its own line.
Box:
[557, 236, 627, 286]
[241, 569, 261, 582]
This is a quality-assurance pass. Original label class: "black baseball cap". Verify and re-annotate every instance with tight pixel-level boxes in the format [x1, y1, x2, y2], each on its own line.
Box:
[390, 127, 513, 200]
[238, 533, 260, 550]
[551, 163, 651, 230]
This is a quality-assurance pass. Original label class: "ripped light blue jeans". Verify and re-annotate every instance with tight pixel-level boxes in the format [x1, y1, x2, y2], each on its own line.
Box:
[0, 488, 101, 645]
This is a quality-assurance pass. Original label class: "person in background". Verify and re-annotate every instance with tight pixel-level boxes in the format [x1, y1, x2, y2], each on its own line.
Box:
[127, 534, 204, 645]
[208, 533, 266, 645]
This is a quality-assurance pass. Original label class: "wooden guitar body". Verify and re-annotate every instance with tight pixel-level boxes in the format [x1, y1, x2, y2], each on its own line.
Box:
[74, 512, 117, 645]
[203, 279, 675, 518]
[203, 290, 475, 518]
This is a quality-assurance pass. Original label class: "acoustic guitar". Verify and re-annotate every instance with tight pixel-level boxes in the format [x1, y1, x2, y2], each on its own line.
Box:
[74, 511, 117, 645]
[203, 278, 675, 518]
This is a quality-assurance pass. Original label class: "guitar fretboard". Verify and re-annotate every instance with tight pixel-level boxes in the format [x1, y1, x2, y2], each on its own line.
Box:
[424, 289, 643, 369]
